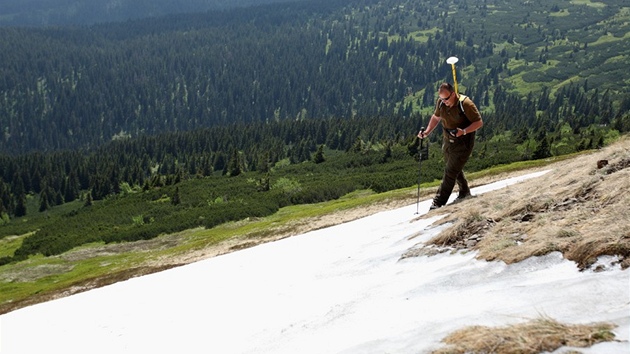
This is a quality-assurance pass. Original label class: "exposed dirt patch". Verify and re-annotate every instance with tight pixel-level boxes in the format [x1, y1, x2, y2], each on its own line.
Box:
[400, 241, 451, 259]
[602, 157, 630, 174]
[0, 263, 76, 283]
[61, 233, 185, 262]
[427, 210, 496, 250]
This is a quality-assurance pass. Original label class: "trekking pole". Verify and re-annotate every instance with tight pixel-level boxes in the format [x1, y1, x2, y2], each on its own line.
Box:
[415, 127, 426, 215]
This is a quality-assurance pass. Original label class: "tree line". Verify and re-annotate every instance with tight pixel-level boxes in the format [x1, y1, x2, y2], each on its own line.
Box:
[0, 78, 627, 220]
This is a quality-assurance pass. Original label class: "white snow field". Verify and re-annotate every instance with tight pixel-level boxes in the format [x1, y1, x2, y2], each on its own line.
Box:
[1, 171, 629, 353]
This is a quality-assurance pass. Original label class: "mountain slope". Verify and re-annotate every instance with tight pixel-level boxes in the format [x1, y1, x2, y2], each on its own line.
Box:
[0, 135, 628, 317]
[0, 140, 628, 353]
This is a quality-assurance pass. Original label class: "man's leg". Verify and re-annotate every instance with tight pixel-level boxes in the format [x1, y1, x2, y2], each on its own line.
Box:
[456, 134, 475, 198]
[433, 136, 474, 207]
[456, 171, 471, 197]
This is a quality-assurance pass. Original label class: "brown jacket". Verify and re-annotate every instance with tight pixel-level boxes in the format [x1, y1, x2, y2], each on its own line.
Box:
[434, 94, 482, 133]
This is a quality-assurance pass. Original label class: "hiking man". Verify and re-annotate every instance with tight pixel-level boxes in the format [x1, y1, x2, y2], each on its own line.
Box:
[418, 83, 483, 210]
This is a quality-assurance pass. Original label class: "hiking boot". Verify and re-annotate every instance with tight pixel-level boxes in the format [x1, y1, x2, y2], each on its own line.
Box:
[429, 202, 443, 211]
[454, 193, 472, 203]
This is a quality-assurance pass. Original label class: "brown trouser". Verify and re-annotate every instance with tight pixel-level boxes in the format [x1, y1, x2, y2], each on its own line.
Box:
[433, 132, 475, 206]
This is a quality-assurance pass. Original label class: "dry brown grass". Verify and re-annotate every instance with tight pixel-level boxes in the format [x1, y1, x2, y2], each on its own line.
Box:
[423, 136, 630, 270]
[432, 316, 616, 354]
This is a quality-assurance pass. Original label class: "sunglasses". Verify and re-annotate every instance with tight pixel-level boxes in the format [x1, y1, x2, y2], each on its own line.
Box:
[440, 92, 453, 102]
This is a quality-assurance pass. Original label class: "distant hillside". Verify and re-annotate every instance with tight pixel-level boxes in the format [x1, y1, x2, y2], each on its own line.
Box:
[0, 0, 309, 26]
[0, 0, 628, 154]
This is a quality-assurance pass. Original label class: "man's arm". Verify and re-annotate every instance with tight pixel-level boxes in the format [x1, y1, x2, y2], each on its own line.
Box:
[418, 114, 441, 139]
[455, 119, 483, 137]
[455, 98, 483, 137]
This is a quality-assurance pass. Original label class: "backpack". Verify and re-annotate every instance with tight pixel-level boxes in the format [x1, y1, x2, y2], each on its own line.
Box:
[439, 94, 469, 121]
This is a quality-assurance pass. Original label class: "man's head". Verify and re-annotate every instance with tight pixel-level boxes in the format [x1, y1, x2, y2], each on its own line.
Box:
[438, 82, 456, 107]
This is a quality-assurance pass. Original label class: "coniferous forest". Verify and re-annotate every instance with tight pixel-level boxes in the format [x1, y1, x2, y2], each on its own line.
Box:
[0, 0, 310, 26]
[0, 0, 629, 265]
